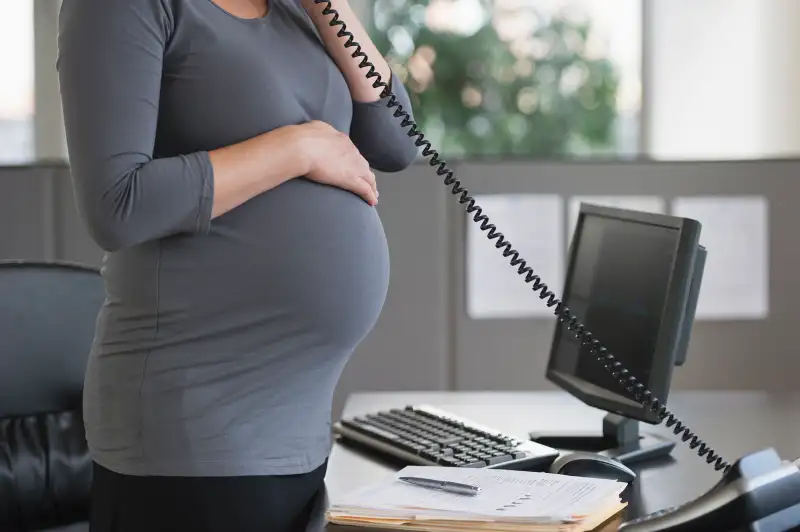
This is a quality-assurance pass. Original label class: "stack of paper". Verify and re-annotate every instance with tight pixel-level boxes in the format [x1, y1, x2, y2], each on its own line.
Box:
[327, 466, 627, 532]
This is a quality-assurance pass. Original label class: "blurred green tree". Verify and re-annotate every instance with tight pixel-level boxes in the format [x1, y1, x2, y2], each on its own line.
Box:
[370, 0, 621, 158]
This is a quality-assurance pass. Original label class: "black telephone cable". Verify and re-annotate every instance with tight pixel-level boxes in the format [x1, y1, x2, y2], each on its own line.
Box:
[312, 0, 731, 474]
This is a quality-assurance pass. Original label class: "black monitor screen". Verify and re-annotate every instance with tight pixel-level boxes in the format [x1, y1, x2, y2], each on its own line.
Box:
[551, 212, 680, 401]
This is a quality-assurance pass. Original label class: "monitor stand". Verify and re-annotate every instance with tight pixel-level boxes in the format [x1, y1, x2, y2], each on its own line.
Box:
[529, 413, 675, 466]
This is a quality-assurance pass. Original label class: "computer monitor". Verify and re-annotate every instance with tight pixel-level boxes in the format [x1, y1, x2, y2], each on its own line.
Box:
[530, 203, 706, 466]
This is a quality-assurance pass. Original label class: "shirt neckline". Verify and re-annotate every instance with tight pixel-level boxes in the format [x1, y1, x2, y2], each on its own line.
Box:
[204, 0, 274, 23]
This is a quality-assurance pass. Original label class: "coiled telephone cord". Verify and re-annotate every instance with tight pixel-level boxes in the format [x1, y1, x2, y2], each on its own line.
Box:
[312, 0, 731, 474]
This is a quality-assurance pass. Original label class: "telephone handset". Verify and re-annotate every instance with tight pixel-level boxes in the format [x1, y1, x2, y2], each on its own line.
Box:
[312, 1, 800, 530]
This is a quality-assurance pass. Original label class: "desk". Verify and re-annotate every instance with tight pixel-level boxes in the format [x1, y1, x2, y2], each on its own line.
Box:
[323, 391, 800, 530]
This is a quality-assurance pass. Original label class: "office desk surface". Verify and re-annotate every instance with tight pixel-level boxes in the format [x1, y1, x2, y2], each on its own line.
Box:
[324, 391, 800, 528]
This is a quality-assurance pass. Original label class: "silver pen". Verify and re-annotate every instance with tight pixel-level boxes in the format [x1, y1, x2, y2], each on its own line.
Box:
[399, 476, 481, 496]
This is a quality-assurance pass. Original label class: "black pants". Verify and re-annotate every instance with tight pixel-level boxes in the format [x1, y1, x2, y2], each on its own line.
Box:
[89, 461, 328, 532]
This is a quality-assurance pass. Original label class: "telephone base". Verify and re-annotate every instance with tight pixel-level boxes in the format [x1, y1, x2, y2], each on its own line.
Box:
[529, 413, 675, 466]
[730, 500, 800, 532]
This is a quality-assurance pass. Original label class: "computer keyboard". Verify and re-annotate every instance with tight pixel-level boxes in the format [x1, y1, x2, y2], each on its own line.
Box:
[333, 404, 559, 469]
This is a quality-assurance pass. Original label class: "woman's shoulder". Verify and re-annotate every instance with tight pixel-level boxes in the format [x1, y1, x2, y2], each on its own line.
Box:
[59, 0, 175, 34]
[59, 0, 225, 50]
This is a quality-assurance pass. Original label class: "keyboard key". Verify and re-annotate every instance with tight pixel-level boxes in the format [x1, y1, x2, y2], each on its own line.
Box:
[420, 449, 440, 462]
[362, 419, 413, 439]
[487, 454, 514, 465]
[394, 440, 425, 454]
[433, 435, 463, 446]
[341, 419, 400, 442]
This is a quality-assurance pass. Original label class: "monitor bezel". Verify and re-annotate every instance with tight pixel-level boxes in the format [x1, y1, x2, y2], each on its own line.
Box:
[546, 202, 701, 425]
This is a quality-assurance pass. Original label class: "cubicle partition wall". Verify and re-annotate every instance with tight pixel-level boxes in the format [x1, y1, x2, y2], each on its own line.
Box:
[0, 164, 60, 261]
[1, 160, 798, 418]
[0, 163, 110, 265]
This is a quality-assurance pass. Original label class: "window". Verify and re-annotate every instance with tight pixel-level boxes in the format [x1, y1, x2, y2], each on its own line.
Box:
[370, 0, 642, 159]
[648, 1, 800, 160]
[0, 1, 35, 164]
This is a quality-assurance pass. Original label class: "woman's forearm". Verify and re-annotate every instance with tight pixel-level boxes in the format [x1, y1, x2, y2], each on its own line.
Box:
[303, 0, 392, 103]
[208, 126, 308, 219]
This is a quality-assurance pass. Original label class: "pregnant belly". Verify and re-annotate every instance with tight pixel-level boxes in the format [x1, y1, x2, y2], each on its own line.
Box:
[152, 178, 390, 350]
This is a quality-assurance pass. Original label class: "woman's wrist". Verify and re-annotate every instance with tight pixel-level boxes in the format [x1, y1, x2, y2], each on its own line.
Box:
[257, 125, 313, 179]
[302, 1, 354, 30]
[301, 0, 342, 15]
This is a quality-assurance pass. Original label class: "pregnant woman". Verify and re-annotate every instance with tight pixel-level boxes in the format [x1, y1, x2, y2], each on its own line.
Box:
[56, 0, 417, 530]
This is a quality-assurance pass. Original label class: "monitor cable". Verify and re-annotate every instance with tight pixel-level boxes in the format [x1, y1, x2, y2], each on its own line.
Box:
[312, 0, 731, 474]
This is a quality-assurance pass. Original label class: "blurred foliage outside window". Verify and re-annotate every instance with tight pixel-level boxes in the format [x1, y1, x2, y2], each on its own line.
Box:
[370, 0, 642, 159]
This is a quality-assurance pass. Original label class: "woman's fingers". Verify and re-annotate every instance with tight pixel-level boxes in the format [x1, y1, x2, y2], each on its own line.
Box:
[351, 175, 378, 206]
[365, 171, 378, 198]
[353, 154, 378, 201]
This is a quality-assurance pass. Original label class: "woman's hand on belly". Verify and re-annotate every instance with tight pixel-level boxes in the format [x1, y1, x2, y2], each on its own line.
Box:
[292, 121, 379, 206]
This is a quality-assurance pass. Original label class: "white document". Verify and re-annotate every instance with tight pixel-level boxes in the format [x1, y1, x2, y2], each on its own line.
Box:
[466, 194, 564, 320]
[331, 465, 626, 524]
[567, 195, 666, 244]
[672, 196, 769, 320]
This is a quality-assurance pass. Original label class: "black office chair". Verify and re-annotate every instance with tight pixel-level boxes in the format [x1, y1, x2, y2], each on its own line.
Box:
[0, 261, 104, 532]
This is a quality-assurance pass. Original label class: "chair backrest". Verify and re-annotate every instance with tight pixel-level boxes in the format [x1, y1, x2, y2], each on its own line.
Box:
[0, 261, 104, 418]
[0, 260, 104, 529]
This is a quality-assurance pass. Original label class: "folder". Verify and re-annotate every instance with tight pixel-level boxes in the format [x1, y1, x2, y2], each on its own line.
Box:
[327, 466, 628, 531]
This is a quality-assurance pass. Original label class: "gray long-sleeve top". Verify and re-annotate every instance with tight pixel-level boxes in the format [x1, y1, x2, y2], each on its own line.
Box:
[57, 0, 418, 477]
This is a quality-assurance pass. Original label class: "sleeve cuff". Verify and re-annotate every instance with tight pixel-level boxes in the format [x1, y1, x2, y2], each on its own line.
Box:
[352, 71, 400, 109]
[194, 151, 215, 235]
[349, 71, 418, 172]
